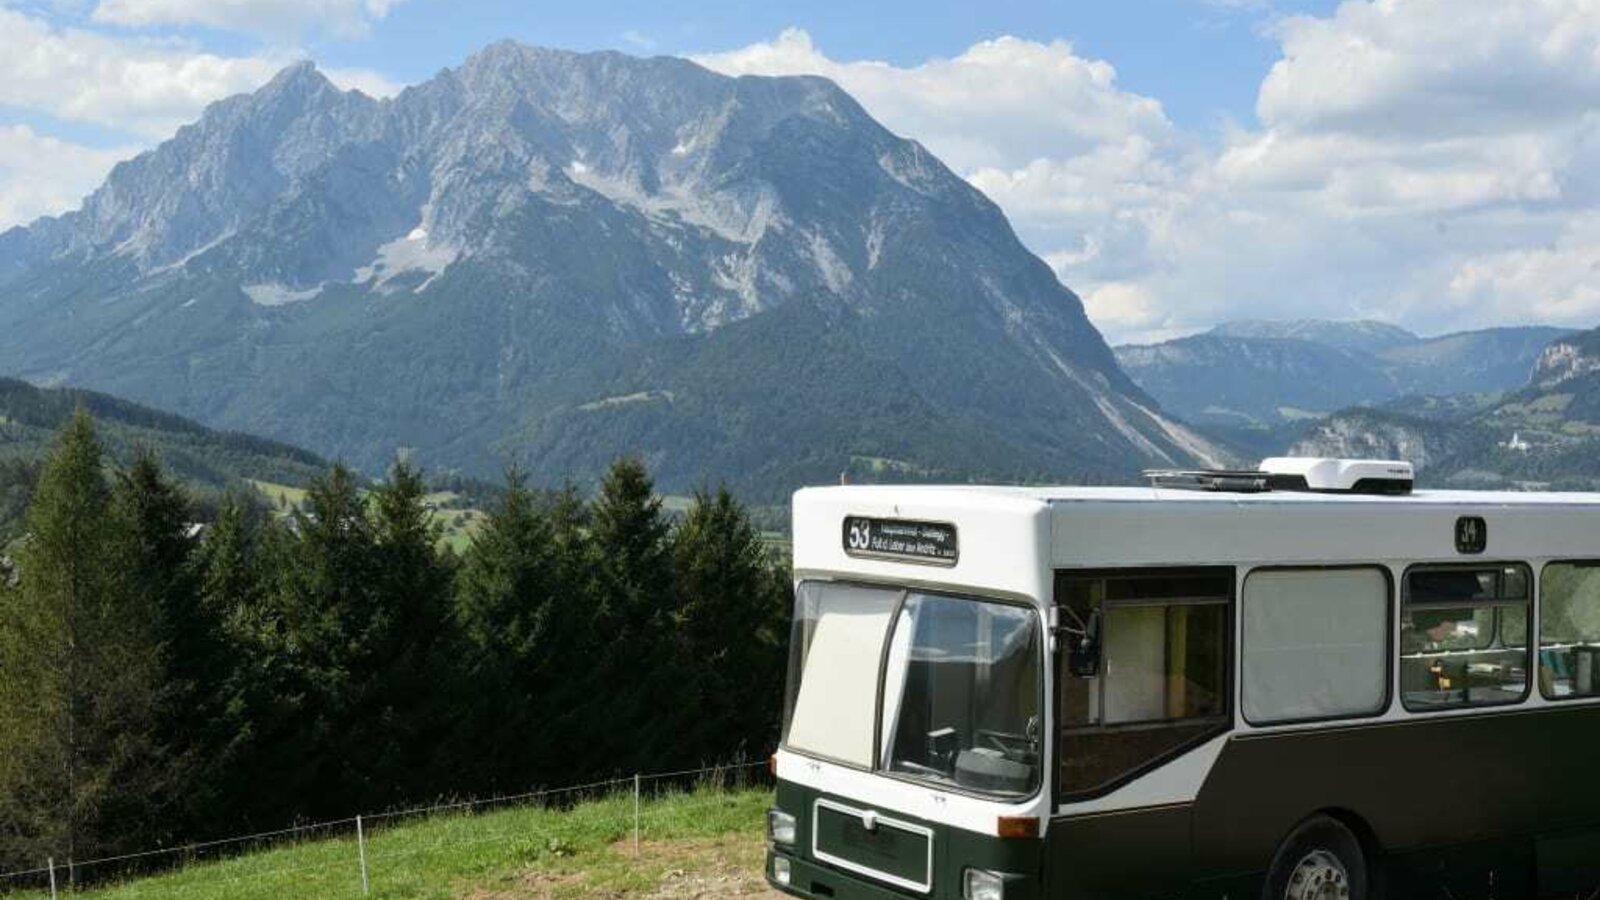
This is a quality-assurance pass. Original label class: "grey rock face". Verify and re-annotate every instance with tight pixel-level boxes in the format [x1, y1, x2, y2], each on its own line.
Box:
[0, 43, 1223, 494]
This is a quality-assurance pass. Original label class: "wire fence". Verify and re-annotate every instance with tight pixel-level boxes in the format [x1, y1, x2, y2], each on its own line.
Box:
[0, 758, 772, 898]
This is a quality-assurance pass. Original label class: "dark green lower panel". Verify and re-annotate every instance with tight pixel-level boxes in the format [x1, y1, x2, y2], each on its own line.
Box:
[1047, 804, 1192, 899]
[769, 850, 924, 900]
[773, 778, 1042, 899]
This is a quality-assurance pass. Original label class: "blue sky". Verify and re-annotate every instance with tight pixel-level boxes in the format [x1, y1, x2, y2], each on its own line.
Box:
[309, 0, 1335, 129]
[3, 0, 1600, 342]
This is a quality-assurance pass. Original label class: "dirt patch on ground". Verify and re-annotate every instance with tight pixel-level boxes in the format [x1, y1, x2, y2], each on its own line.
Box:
[467, 832, 784, 899]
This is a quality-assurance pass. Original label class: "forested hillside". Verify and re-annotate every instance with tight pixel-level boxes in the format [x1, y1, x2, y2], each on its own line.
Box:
[0, 412, 789, 876]
[1288, 326, 1600, 489]
[0, 377, 329, 541]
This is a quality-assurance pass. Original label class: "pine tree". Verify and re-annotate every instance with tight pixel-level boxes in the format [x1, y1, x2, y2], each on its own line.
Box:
[358, 458, 454, 803]
[109, 449, 208, 837]
[670, 485, 790, 762]
[0, 410, 166, 874]
[451, 466, 561, 790]
[267, 462, 379, 817]
[584, 458, 672, 771]
[185, 493, 271, 833]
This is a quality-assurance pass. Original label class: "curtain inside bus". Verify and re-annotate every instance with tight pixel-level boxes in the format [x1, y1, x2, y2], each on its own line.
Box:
[783, 582, 899, 767]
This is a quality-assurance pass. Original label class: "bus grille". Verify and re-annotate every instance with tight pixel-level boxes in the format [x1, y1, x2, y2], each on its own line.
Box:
[811, 799, 933, 893]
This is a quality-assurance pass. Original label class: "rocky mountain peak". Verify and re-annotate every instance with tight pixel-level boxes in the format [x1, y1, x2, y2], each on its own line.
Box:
[0, 43, 1223, 491]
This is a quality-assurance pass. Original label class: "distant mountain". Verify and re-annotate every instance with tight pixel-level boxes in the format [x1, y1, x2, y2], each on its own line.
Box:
[0, 378, 330, 541]
[1116, 322, 1573, 427]
[1383, 327, 1576, 396]
[0, 43, 1223, 498]
[1288, 327, 1600, 490]
[1287, 408, 1495, 476]
[1210, 319, 1419, 354]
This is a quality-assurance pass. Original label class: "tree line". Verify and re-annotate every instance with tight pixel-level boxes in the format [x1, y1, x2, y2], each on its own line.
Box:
[0, 410, 791, 876]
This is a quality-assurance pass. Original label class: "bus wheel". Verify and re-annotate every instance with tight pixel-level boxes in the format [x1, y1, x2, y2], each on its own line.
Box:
[1263, 815, 1369, 900]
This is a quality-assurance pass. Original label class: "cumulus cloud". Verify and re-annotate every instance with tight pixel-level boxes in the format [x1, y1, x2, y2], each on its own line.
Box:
[1448, 214, 1600, 326]
[92, 0, 400, 39]
[0, 6, 400, 136]
[0, 7, 284, 137]
[699, 10, 1600, 343]
[694, 28, 1174, 174]
[0, 5, 401, 229]
[0, 125, 140, 229]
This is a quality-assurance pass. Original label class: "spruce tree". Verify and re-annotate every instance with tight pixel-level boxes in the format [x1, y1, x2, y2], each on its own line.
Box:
[0, 410, 165, 873]
[268, 463, 379, 817]
[532, 482, 600, 783]
[186, 493, 270, 833]
[456, 467, 553, 659]
[109, 449, 208, 837]
[359, 458, 454, 803]
[452, 466, 559, 790]
[585, 458, 672, 770]
[671, 486, 790, 762]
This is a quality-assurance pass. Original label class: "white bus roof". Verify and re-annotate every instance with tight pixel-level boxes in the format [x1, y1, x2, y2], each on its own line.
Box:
[793, 484, 1600, 602]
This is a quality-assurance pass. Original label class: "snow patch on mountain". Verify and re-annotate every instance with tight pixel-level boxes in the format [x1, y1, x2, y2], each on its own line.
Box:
[243, 283, 323, 306]
[353, 227, 460, 293]
[565, 164, 781, 245]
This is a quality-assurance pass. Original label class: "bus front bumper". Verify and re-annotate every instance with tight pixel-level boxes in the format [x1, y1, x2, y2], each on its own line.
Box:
[766, 850, 917, 900]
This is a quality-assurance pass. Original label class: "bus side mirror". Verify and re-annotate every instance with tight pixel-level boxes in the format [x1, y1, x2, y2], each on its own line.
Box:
[1067, 610, 1101, 678]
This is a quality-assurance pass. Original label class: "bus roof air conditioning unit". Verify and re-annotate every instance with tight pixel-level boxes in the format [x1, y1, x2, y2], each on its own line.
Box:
[1259, 457, 1414, 495]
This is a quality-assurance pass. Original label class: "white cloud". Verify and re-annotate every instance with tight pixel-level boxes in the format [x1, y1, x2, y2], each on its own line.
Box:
[0, 125, 140, 229]
[0, 7, 283, 136]
[694, 28, 1173, 174]
[92, 0, 400, 39]
[0, 7, 400, 137]
[323, 65, 403, 98]
[621, 29, 657, 52]
[1448, 214, 1600, 328]
[698, 13, 1600, 343]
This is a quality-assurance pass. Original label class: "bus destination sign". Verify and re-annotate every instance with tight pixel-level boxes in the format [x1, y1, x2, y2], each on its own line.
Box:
[842, 516, 958, 566]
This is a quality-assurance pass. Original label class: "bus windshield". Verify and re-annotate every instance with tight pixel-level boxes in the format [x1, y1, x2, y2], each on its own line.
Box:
[783, 582, 1043, 800]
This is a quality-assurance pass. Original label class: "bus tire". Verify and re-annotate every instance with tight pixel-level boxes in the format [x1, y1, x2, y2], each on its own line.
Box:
[1261, 814, 1370, 900]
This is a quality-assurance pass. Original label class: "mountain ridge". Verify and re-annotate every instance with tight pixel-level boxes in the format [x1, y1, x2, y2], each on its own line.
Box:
[1116, 321, 1573, 428]
[0, 45, 1221, 497]
[1287, 324, 1600, 490]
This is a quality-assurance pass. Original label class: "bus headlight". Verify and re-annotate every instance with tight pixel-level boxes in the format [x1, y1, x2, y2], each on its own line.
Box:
[964, 868, 1006, 900]
[772, 855, 792, 886]
[767, 809, 797, 846]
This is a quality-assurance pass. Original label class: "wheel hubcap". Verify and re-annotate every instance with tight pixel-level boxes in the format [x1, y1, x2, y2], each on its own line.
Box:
[1283, 849, 1350, 900]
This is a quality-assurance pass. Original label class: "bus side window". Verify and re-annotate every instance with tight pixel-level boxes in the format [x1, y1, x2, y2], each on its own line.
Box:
[1539, 562, 1600, 700]
[1241, 567, 1390, 725]
[1400, 565, 1531, 712]
[1056, 569, 1231, 799]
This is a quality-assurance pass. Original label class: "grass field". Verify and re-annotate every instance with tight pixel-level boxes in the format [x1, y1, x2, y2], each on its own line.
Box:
[249, 481, 487, 553]
[9, 787, 776, 899]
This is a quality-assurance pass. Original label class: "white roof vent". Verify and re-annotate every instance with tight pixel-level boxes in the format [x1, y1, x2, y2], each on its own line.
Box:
[1259, 457, 1414, 495]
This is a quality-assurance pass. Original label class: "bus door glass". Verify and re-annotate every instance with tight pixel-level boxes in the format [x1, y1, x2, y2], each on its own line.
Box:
[1055, 569, 1232, 799]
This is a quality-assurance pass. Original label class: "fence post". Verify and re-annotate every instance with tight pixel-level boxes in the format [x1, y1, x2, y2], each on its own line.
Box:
[47, 857, 56, 900]
[633, 773, 641, 858]
[356, 815, 370, 895]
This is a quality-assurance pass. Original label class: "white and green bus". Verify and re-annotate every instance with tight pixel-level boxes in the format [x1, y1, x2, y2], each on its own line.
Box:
[765, 458, 1600, 900]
